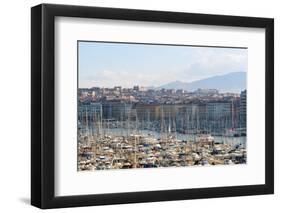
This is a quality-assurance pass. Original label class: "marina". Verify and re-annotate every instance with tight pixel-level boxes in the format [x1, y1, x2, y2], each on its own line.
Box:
[78, 124, 246, 171]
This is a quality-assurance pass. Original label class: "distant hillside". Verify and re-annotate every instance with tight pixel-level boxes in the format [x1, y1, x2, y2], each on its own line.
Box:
[158, 72, 246, 93]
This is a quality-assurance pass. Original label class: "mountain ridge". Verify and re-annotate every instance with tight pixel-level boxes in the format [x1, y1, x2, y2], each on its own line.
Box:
[158, 72, 246, 93]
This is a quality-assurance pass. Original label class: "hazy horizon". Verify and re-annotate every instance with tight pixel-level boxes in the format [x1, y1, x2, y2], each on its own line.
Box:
[78, 71, 246, 91]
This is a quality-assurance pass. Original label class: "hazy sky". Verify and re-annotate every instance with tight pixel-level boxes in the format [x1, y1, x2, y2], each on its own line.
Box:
[78, 41, 247, 88]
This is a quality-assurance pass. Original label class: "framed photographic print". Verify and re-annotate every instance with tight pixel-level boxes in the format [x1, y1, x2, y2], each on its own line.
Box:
[31, 3, 274, 209]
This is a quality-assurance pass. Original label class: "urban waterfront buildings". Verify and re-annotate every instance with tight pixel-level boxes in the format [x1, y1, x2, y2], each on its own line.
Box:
[239, 90, 247, 129]
[78, 86, 246, 136]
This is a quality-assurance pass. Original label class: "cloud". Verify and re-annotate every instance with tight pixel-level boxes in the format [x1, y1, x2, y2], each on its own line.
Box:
[179, 48, 247, 81]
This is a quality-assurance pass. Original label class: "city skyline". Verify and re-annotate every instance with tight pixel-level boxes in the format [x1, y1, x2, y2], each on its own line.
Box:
[78, 41, 247, 89]
[78, 41, 247, 171]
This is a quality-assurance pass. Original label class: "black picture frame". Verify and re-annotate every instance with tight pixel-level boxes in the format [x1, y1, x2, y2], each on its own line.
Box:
[31, 3, 274, 209]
